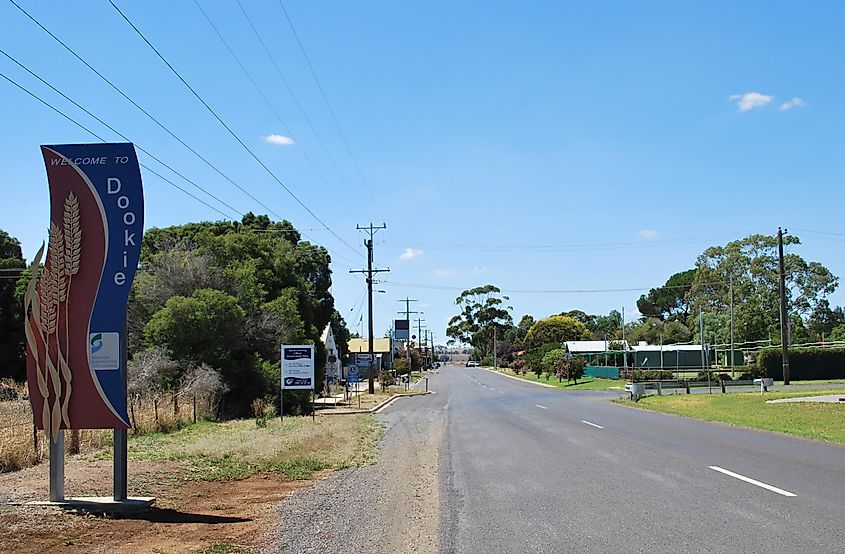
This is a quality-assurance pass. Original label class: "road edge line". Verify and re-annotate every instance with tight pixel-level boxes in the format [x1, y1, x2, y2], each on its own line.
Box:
[476, 366, 557, 388]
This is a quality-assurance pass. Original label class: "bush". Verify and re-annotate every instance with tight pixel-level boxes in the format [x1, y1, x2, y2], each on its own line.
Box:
[252, 396, 277, 428]
[738, 366, 766, 380]
[756, 347, 845, 380]
[625, 369, 674, 381]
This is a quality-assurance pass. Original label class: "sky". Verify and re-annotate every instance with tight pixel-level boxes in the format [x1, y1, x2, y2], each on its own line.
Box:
[1, 1, 844, 345]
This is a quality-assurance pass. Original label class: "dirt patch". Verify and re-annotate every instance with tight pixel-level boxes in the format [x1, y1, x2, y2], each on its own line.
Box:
[0, 457, 327, 553]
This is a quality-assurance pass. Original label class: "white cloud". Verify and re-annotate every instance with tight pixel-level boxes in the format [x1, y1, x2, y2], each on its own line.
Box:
[472, 266, 488, 273]
[262, 134, 295, 145]
[729, 92, 773, 112]
[780, 97, 807, 110]
[433, 269, 459, 278]
[399, 248, 423, 261]
[638, 229, 660, 239]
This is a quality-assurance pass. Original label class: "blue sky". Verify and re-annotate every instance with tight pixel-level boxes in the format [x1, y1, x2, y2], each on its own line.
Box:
[2, 1, 843, 343]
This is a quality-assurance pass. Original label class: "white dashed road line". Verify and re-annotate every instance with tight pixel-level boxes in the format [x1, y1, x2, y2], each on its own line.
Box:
[708, 466, 797, 497]
[535, 404, 547, 409]
[581, 420, 604, 429]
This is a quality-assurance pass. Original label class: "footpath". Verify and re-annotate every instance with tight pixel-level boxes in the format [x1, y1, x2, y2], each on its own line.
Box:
[314, 373, 435, 415]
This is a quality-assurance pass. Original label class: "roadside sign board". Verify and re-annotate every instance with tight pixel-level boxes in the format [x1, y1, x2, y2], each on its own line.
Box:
[355, 353, 374, 366]
[395, 319, 410, 340]
[281, 345, 314, 390]
[347, 364, 360, 383]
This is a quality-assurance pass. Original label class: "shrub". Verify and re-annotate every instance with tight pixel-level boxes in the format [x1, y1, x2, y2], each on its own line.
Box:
[252, 396, 277, 427]
[756, 347, 845, 380]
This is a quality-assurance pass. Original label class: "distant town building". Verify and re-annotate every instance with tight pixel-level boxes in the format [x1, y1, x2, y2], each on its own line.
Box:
[347, 337, 392, 376]
[321, 323, 340, 384]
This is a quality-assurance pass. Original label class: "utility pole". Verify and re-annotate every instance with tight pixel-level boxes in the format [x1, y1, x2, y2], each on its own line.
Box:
[621, 306, 627, 378]
[729, 274, 735, 377]
[778, 227, 791, 384]
[493, 326, 497, 370]
[398, 298, 418, 388]
[416, 317, 426, 370]
[350, 223, 389, 394]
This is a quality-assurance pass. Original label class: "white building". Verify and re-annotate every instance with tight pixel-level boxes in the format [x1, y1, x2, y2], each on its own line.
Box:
[321, 323, 341, 384]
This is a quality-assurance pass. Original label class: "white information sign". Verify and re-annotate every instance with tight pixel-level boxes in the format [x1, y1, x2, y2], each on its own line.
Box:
[281, 345, 315, 390]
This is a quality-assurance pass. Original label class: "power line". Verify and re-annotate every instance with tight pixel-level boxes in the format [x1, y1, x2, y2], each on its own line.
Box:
[0, 66, 360, 269]
[378, 229, 772, 252]
[381, 279, 730, 294]
[8, 0, 287, 226]
[792, 227, 845, 237]
[0, 47, 242, 220]
[277, 0, 380, 212]
[191, 0, 360, 222]
[0, 70, 233, 219]
[233, 0, 369, 216]
[108, 0, 362, 258]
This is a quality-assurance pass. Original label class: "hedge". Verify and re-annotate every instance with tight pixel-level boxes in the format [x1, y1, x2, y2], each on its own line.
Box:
[756, 347, 845, 380]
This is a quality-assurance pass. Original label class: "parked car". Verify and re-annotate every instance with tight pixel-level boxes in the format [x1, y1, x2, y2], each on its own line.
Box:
[466, 361, 480, 367]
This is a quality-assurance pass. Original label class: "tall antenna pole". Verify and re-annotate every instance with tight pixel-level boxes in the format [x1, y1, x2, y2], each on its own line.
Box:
[778, 227, 791, 384]
[350, 223, 388, 394]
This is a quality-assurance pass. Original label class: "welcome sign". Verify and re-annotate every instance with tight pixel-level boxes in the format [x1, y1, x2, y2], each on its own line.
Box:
[25, 143, 144, 439]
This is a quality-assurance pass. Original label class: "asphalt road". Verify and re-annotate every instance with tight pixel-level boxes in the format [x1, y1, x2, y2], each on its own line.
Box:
[383, 364, 845, 553]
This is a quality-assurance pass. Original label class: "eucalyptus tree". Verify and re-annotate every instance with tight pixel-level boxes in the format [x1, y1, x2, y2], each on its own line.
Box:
[446, 284, 513, 359]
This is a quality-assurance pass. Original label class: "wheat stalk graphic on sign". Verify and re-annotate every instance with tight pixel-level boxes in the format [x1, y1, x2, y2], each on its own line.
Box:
[25, 192, 81, 443]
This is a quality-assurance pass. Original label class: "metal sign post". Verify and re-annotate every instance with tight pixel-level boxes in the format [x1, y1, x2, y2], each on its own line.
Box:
[48, 431, 64, 502]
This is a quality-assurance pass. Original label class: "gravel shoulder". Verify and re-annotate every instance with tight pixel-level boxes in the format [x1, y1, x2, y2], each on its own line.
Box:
[261, 393, 445, 554]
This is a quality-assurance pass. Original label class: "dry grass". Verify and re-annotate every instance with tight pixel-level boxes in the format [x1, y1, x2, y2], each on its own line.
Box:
[1, 382, 215, 473]
[122, 414, 384, 481]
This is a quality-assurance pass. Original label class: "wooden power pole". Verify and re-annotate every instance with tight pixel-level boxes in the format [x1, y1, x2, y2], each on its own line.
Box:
[350, 223, 389, 394]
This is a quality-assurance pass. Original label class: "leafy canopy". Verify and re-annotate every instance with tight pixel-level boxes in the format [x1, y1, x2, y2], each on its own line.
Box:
[446, 284, 513, 357]
[524, 315, 590, 350]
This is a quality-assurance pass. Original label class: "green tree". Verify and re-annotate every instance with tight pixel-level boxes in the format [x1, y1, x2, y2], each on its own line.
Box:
[503, 314, 534, 347]
[524, 315, 590, 350]
[525, 343, 558, 378]
[0, 230, 26, 380]
[145, 288, 246, 370]
[829, 324, 845, 342]
[446, 285, 513, 358]
[807, 300, 845, 341]
[636, 269, 695, 323]
[591, 310, 623, 340]
[627, 318, 692, 345]
[541, 348, 566, 381]
[688, 234, 838, 343]
[132, 214, 336, 413]
[567, 355, 587, 384]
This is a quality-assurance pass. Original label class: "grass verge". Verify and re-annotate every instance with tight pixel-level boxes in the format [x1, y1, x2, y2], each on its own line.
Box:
[91, 414, 384, 481]
[617, 388, 845, 443]
[489, 368, 625, 390]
